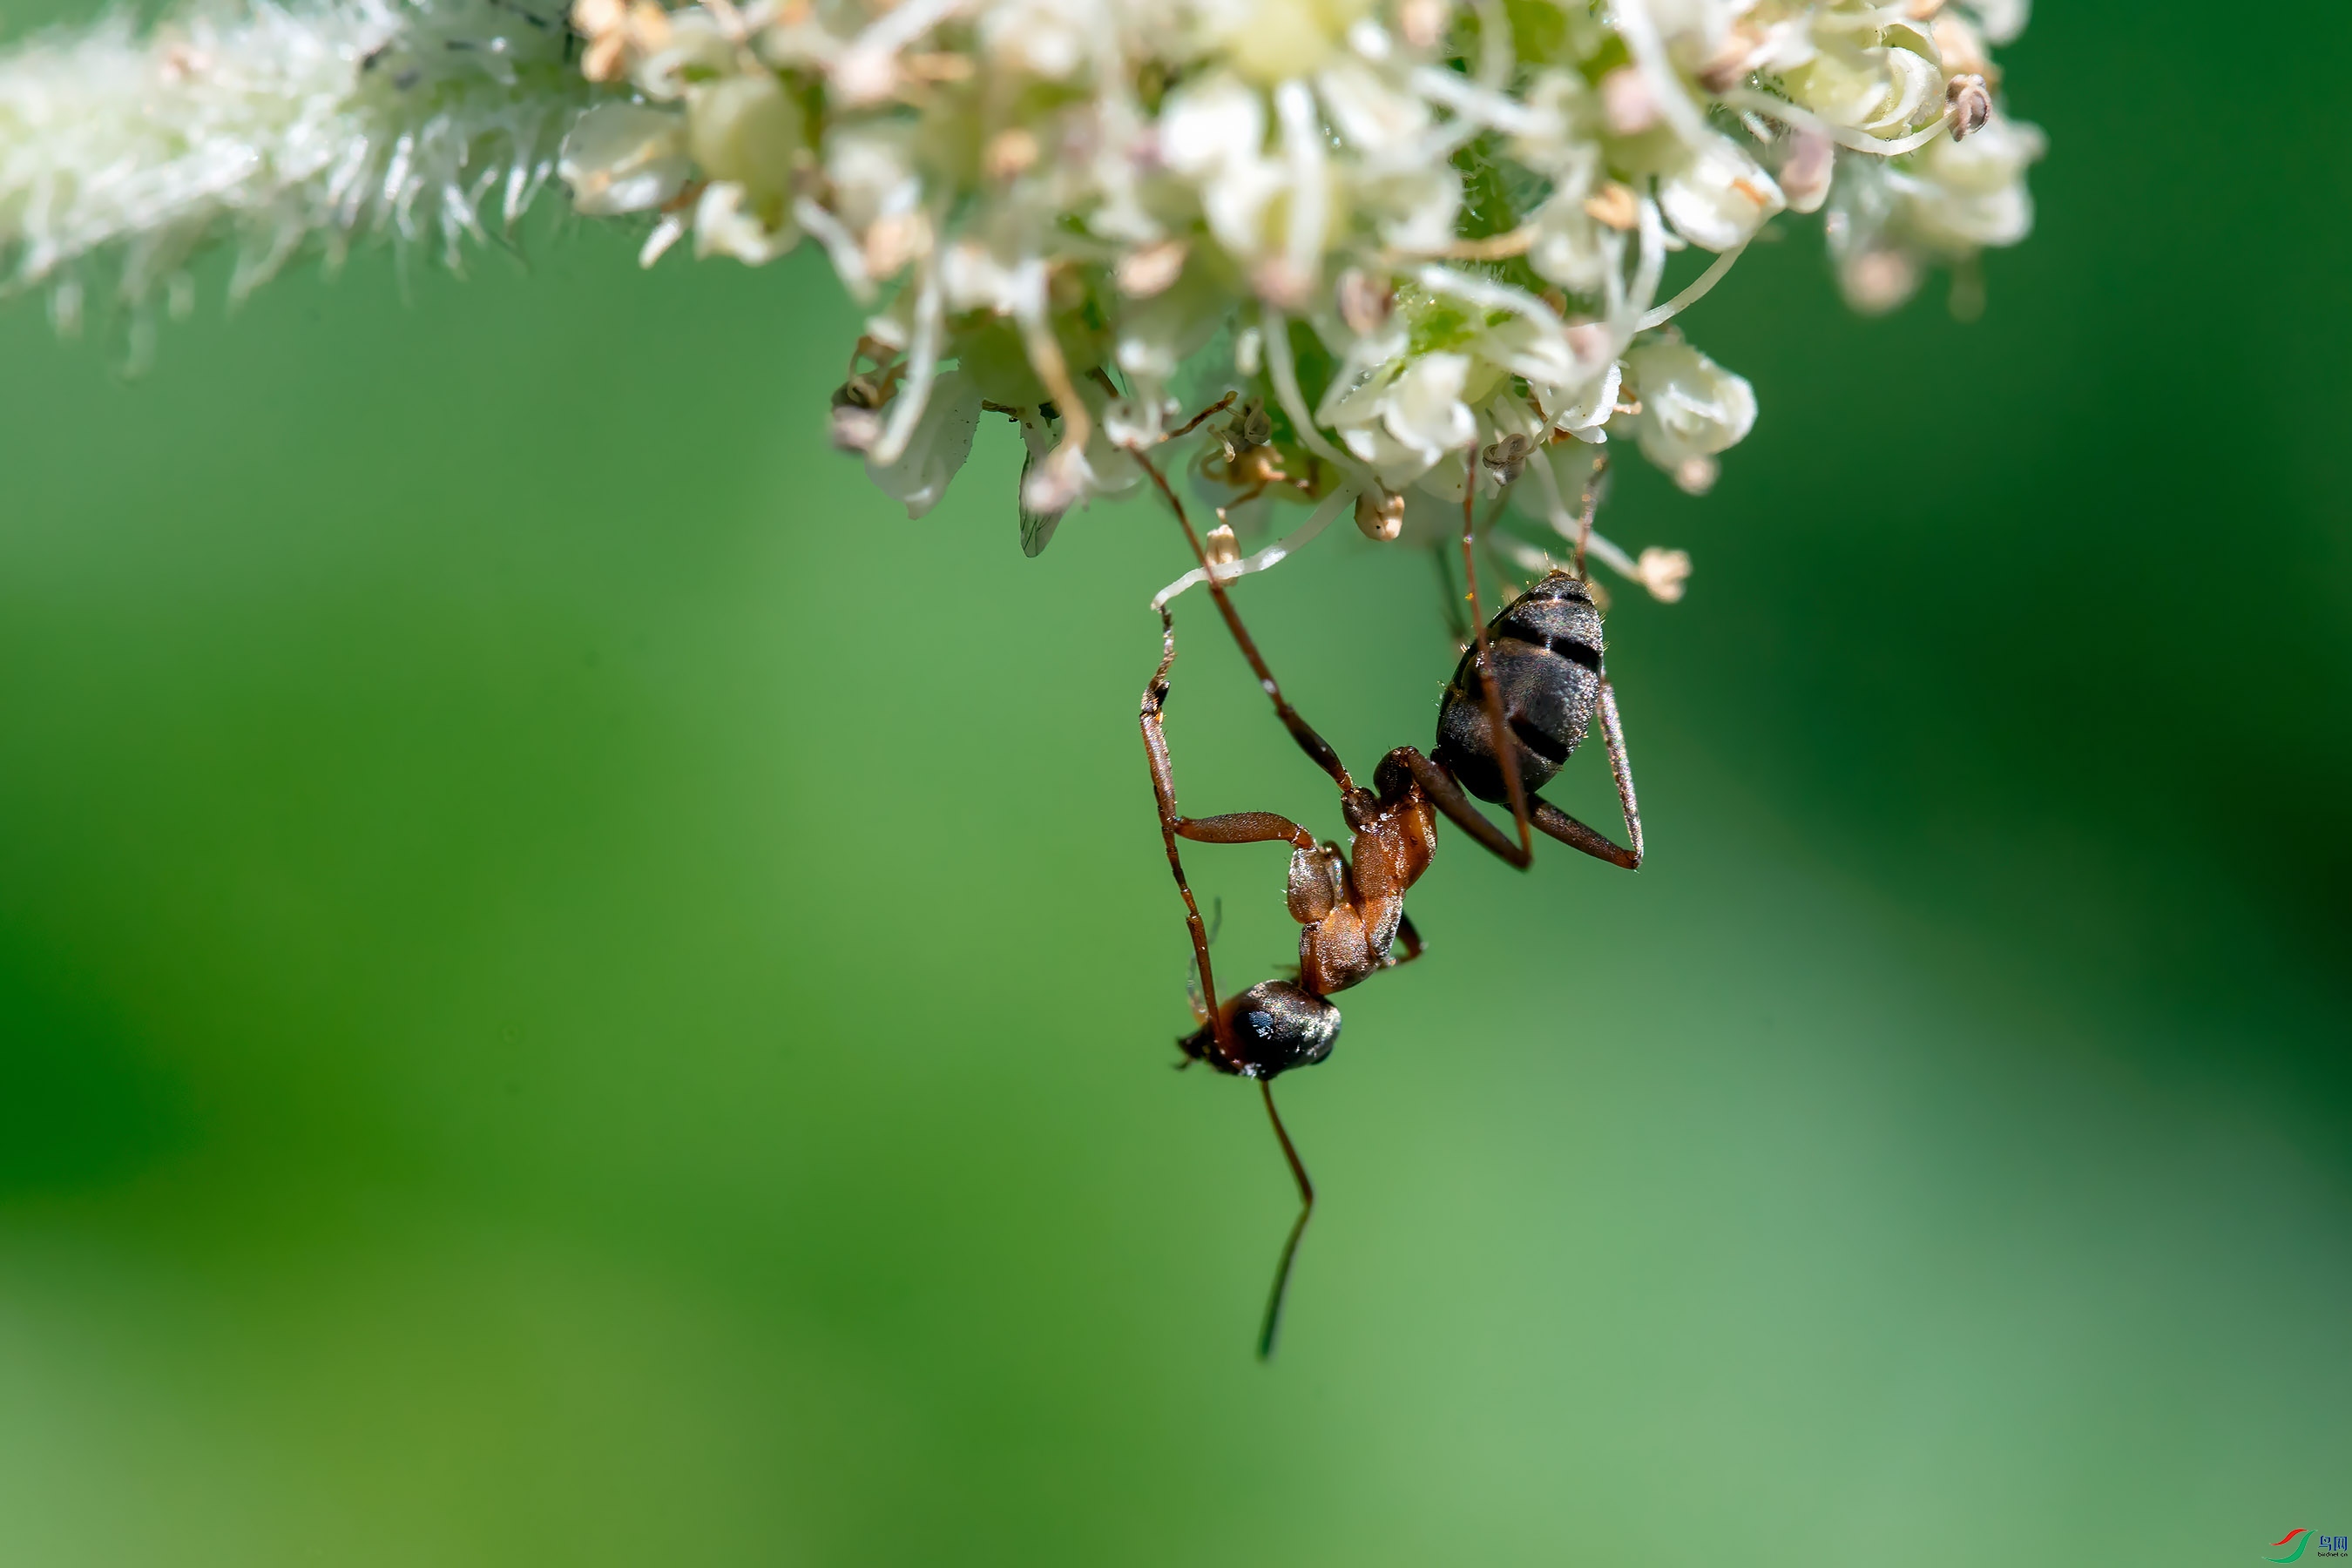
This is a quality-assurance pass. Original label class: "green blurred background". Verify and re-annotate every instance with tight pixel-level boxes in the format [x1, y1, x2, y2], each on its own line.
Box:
[2, 3, 2347, 1564]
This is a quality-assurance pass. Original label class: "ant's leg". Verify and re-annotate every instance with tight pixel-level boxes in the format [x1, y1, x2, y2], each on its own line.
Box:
[1256, 1078, 1315, 1361]
[1524, 677, 1637, 869]
[1181, 813, 1316, 849]
[1130, 448, 1357, 797]
[1527, 800, 1639, 869]
[1389, 913, 1427, 967]
[1392, 747, 1534, 870]
[1525, 679, 1644, 868]
[1142, 615, 1317, 853]
[1571, 453, 1608, 582]
[1140, 612, 1227, 1045]
[1598, 679, 1646, 868]
[1141, 612, 1332, 1057]
[1459, 488, 1537, 865]
[1166, 392, 1240, 443]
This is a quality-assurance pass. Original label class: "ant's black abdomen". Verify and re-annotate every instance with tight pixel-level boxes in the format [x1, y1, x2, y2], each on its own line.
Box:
[1182, 981, 1340, 1079]
[1431, 571, 1604, 804]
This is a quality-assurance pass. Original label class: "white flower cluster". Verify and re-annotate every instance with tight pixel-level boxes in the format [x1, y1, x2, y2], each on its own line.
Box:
[558, 0, 2041, 593]
[0, 0, 2041, 597]
[0, 0, 590, 360]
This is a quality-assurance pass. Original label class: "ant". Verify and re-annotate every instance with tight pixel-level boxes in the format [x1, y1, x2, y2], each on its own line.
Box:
[1128, 425, 1646, 1358]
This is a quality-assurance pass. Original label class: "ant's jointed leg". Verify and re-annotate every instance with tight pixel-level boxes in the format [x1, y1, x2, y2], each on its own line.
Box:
[1521, 680, 1642, 868]
[1129, 446, 1357, 799]
[1391, 913, 1427, 967]
[1140, 612, 1228, 1050]
[1458, 489, 1537, 867]
[1597, 679, 1645, 867]
[1391, 747, 1533, 870]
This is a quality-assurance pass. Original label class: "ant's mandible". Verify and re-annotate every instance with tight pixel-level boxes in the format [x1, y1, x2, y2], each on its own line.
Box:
[1127, 416, 1646, 1358]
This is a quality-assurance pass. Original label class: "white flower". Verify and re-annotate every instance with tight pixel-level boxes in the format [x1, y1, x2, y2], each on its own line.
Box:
[560, 103, 689, 216]
[1777, 131, 1835, 217]
[1644, 0, 1745, 54]
[0, 0, 2044, 603]
[1898, 114, 2046, 250]
[632, 8, 735, 101]
[866, 369, 983, 517]
[694, 181, 795, 264]
[1327, 349, 1477, 487]
[686, 72, 801, 211]
[1316, 61, 1431, 154]
[1635, 546, 1693, 602]
[1158, 73, 1287, 265]
[1620, 338, 1757, 476]
[1535, 356, 1622, 444]
[1527, 190, 1616, 293]
[943, 239, 1024, 316]
[1198, 0, 1353, 84]
[1381, 354, 1477, 455]
[1965, 0, 2031, 46]
[1357, 166, 1462, 253]
[1657, 134, 1785, 252]
[0, 0, 592, 308]
[1471, 308, 1579, 394]
[1157, 70, 1264, 175]
[826, 123, 923, 237]
[1785, 37, 1942, 134]
[1510, 71, 1603, 185]
[1824, 105, 2043, 312]
[979, 0, 1091, 80]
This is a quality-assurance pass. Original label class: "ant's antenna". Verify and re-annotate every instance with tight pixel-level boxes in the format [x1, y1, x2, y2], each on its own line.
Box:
[1256, 1078, 1316, 1361]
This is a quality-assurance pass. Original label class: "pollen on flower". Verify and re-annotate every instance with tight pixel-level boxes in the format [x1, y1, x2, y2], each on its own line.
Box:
[1, 0, 2044, 601]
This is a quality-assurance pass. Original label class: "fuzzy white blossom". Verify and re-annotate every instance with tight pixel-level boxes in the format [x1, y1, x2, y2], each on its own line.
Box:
[0, 0, 592, 355]
[0, 0, 2045, 599]
[1623, 335, 1757, 494]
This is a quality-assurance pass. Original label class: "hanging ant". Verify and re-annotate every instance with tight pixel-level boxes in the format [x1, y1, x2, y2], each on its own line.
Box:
[1128, 429, 1646, 1358]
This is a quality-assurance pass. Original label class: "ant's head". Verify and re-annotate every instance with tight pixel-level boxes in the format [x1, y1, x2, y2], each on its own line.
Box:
[1180, 981, 1341, 1079]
